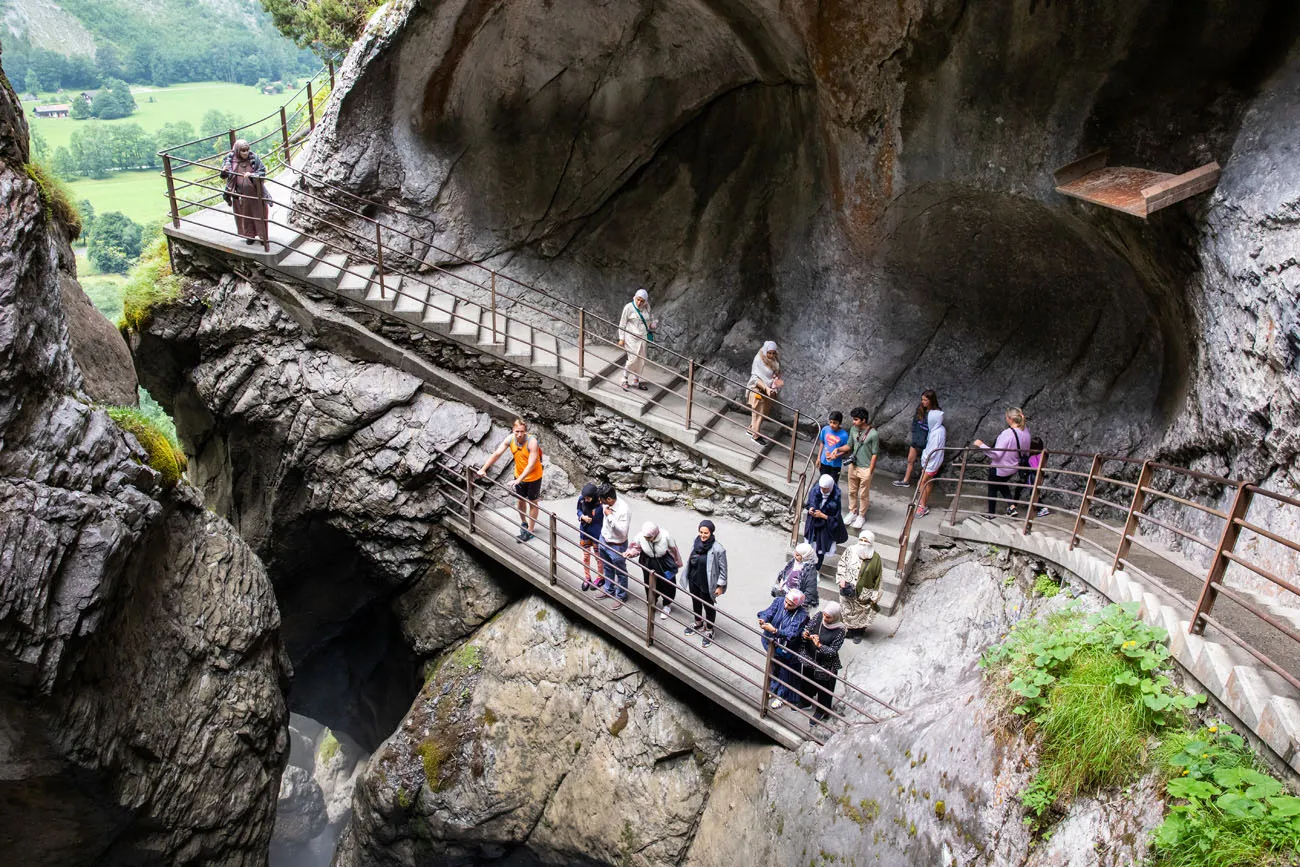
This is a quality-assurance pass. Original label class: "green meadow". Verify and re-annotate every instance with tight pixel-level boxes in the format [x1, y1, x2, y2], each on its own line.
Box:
[27, 81, 294, 152]
[29, 81, 306, 227]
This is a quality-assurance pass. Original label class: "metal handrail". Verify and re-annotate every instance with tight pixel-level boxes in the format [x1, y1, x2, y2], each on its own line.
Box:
[414, 450, 898, 745]
[895, 446, 1299, 691]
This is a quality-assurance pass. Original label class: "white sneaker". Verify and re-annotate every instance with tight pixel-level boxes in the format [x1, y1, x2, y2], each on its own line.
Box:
[852, 514, 866, 530]
[659, 604, 671, 620]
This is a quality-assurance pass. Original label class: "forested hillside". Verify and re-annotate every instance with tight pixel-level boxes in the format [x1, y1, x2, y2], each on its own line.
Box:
[2, 0, 315, 89]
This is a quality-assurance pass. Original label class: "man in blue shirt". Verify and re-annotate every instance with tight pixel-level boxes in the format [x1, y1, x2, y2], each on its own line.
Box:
[816, 411, 850, 482]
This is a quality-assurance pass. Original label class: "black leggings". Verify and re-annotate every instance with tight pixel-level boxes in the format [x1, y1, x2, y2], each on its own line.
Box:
[690, 584, 717, 628]
[987, 467, 1019, 515]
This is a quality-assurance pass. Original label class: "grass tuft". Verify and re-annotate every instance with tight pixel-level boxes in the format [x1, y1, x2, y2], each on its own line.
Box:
[120, 237, 182, 331]
[24, 161, 83, 238]
[105, 403, 186, 487]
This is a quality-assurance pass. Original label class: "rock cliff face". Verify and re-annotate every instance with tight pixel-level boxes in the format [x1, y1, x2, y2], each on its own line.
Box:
[0, 64, 289, 865]
[304, 0, 1300, 486]
[133, 266, 520, 748]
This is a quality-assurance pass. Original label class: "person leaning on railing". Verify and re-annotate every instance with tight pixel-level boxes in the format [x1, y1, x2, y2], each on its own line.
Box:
[914, 408, 947, 518]
[220, 139, 271, 245]
[973, 407, 1031, 519]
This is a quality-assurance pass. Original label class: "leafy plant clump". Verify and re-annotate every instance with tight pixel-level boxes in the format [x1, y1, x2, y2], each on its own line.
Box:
[1033, 573, 1061, 598]
[120, 237, 182, 331]
[24, 161, 83, 237]
[106, 405, 186, 487]
[982, 603, 1204, 807]
[1152, 723, 1300, 867]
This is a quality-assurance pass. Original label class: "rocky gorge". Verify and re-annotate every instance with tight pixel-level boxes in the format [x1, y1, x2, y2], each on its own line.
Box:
[4, 1, 1300, 865]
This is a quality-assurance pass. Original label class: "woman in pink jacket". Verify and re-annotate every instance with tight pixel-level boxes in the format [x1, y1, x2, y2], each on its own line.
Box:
[973, 408, 1030, 518]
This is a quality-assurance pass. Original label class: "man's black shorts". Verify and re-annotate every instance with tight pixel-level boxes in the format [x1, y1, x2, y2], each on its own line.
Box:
[515, 477, 543, 500]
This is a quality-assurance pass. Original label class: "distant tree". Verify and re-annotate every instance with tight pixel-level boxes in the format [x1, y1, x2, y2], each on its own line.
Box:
[126, 44, 155, 84]
[24, 70, 42, 97]
[108, 124, 157, 169]
[261, 0, 381, 50]
[68, 123, 115, 178]
[92, 79, 136, 120]
[88, 211, 144, 274]
[96, 45, 124, 82]
[64, 54, 100, 89]
[52, 146, 77, 179]
[70, 98, 93, 120]
[30, 127, 49, 161]
[29, 49, 67, 91]
[78, 199, 96, 224]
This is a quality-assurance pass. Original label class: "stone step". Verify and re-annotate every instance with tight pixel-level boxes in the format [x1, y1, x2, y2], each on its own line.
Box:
[531, 330, 560, 374]
[450, 300, 484, 340]
[340, 263, 377, 301]
[640, 373, 685, 418]
[503, 317, 533, 362]
[392, 279, 430, 317]
[1256, 695, 1300, 774]
[277, 238, 326, 275]
[306, 252, 348, 285]
[422, 291, 457, 331]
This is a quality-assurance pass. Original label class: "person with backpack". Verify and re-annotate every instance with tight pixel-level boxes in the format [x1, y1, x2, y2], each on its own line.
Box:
[477, 418, 544, 542]
[914, 408, 947, 518]
[618, 289, 657, 391]
[627, 521, 683, 620]
[894, 390, 939, 488]
[974, 407, 1031, 518]
[576, 483, 605, 590]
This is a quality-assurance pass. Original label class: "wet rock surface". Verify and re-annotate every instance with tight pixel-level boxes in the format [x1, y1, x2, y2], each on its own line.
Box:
[0, 66, 290, 864]
[333, 596, 729, 867]
[303, 0, 1300, 469]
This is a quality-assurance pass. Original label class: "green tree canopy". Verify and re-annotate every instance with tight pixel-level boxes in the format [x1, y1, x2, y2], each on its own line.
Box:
[88, 211, 144, 274]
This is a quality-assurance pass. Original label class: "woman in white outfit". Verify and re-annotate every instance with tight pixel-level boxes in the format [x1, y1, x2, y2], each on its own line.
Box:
[618, 289, 657, 390]
[746, 340, 784, 443]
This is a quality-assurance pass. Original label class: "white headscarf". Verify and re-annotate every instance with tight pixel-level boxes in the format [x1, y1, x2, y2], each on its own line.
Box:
[857, 530, 876, 559]
[819, 474, 834, 490]
[785, 588, 806, 606]
[794, 542, 814, 560]
[634, 288, 649, 302]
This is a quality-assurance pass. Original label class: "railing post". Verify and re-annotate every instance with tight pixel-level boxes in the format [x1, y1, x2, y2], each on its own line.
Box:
[758, 640, 777, 718]
[1191, 483, 1253, 635]
[1111, 461, 1155, 574]
[1069, 455, 1104, 550]
[645, 582, 656, 647]
[261, 180, 271, 252]
[1021, 450, 1047, 535]
[279, 106, 290, 165]
[328, 59, 335, 89]
[228, 128, 236, 150]
[947, 450, 969, 526]
[548, 513, 558, 586]
[685, 360, 695, 431]
[307, 81, 316, 131]
[465, 466, 476, 534]
[374, 221, 386, 299]
[490, 272, 498, 345]
[577, 308, 586, 379]
[162, 154, 180, 229]
[785, 410, 800, 483]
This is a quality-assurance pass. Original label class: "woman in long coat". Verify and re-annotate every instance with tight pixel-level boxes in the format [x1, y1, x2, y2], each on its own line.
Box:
[803, 474, 848, 570]
[220, 139, 271, 244]
[757, 589, 810, 709]
[618, 289, 657, 390]
[799, 602, 847, 726]
[835, 532, 882, 641]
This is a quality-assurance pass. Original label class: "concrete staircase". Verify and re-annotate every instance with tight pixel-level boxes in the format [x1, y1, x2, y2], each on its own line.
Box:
[175, 209, 814, 504]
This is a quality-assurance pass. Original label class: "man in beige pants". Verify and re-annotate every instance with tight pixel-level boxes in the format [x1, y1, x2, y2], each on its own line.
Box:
[845, 406, 879, 529]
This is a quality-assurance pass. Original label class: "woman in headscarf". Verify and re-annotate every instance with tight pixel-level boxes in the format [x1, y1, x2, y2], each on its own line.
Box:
[799, 601, 847, 726]
[746, 341, 783, 443]
[771, 541, 820, 608]
[618, 288, 657, 391]
[627, 521, 682, 620]
[220, 139, 271, 245]
[836, 531, 882, 642]
[803, 474, 849, 570]
[757, 588, 810, 709]
[576, 482, 604, 590]
[684, 519, 727, 647]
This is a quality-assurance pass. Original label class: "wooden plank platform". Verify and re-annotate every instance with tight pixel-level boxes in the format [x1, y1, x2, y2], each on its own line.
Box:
[1053, 149, 1220, 218]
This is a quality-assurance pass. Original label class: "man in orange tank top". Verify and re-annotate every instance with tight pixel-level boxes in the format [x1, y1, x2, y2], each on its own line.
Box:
[478, 418, 544, 542]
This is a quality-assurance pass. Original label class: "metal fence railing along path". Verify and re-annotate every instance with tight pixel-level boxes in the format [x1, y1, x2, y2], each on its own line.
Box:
[896, 446, 1300, 692]
[156, 74, 821, 491]
[419, 445, 899, 748]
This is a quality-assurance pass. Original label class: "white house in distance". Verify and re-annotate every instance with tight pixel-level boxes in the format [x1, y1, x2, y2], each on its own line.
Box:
[33, 104, 71, 119]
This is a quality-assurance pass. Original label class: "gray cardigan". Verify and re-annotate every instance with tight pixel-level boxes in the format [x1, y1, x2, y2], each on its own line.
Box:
[696, 543, 727, 595]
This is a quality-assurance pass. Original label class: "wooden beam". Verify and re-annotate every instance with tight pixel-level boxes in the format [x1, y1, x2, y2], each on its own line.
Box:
[1141, 162, 1221, 214]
